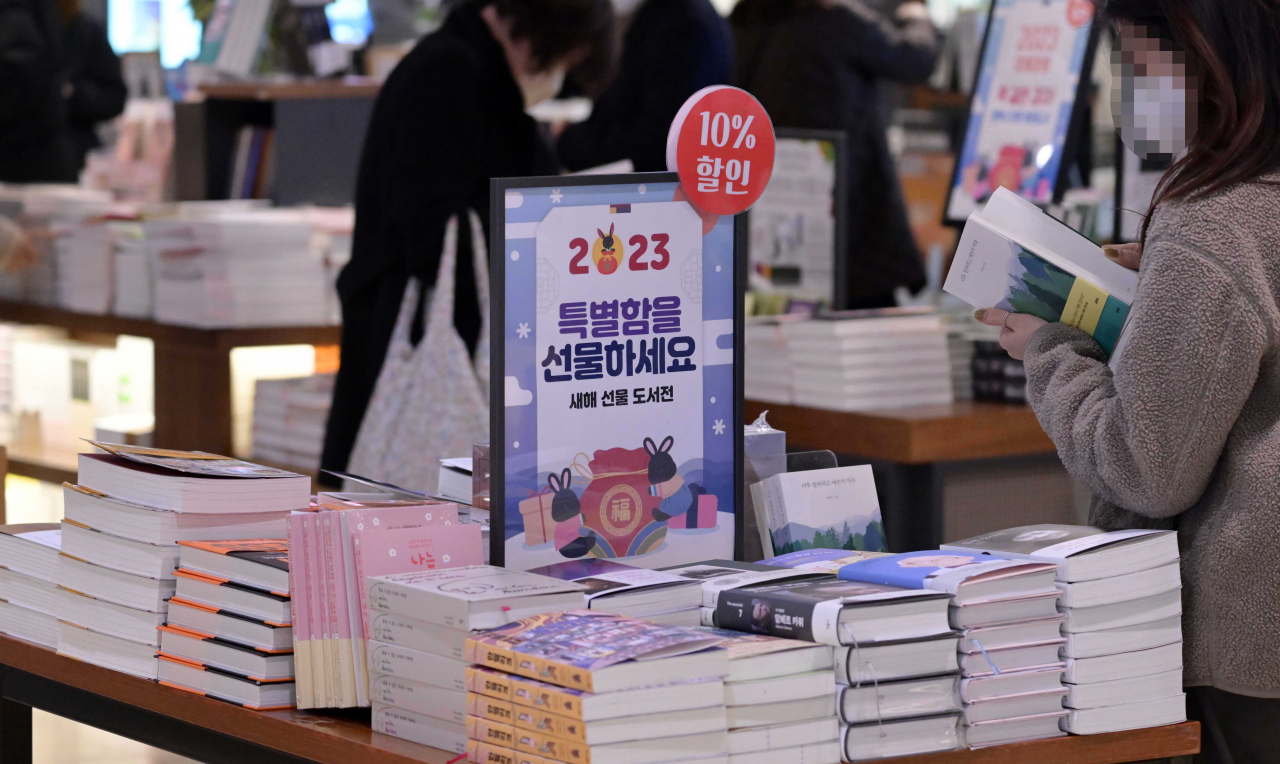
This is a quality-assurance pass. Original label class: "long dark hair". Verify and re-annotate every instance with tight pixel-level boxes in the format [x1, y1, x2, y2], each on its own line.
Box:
[1100, 0, 1280, 240]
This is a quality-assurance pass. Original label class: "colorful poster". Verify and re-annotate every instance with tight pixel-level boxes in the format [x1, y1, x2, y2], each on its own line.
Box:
[492, 173, 742, 570]
[945, 0, 1096, 222]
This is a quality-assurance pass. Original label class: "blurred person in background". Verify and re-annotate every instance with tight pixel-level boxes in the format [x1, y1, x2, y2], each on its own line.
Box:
[321, 0, 612, 477]
[555, 0, 732, 172]
[0, 0, 77, 182]
[731, 0, 938, 309]
[58, 0, 127, 173]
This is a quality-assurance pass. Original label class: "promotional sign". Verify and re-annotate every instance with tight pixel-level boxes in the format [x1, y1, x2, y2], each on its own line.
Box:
[746, 129, 847, 308]
[667, 86, 776, 217]
[945, 0, 1097, 224]
[490, 173, 745, 570]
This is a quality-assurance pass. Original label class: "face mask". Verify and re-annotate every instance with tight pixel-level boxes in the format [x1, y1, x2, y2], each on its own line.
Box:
[517, 65, 566, 109]
[1111, 33, 1198, 161]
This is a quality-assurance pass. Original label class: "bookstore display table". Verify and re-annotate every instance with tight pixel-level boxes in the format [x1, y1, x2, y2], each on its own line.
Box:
[0, 634, 1200, 764]
[0, 302, 339, 484]
[744, 401, 1057, 551]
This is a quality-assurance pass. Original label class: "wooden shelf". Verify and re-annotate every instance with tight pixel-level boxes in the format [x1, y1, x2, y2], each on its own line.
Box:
[199, 79, 381, 102]
[5, 444, 79, 485]
[0, 635, 1199, 764]
[745, 400, 1056, 464]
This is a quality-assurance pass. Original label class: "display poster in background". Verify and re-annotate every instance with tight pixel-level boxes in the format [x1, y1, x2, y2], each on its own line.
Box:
[492, 173, 743, 570]
[945, 0, 1096, 223]
[746, 130, 845, 308]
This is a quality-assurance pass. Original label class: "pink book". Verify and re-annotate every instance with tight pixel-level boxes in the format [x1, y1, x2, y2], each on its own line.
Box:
[303, 513, 327, 707]
[352, 522, 483, 641]
[326, 511, 357, 706]
[285, 514, 314, 708]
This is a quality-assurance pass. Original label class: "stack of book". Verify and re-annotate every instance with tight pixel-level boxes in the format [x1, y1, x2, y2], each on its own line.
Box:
[781, 309, 953, 412]
[529, 559, 704, 627]
[363, 566, 586, 748]
[704, 630, 839, 764]
[838, 550, 1067, 747]
[744, 317, 797, 405]
[0, 524, 63, 647]
[159, 540, 297, 709]
[289, 497, 483, 708]
[251, 374, 334, 473]
[464, 610, 732, 764]
[55, 443, 303, 680]
[944, 526, 1186, 735]
[707, 572, 962, 760]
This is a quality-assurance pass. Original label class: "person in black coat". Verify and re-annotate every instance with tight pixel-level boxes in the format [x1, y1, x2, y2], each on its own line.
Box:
[0, 0, 77, 182]
[60, 0, 128, 172]
[556, 0, 731, 173]
[320, 0, 612, 479]
[732, 0, 938, 309]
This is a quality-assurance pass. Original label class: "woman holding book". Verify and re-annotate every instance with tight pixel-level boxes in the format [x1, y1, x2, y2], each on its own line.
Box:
[976, 2, 1280, 760]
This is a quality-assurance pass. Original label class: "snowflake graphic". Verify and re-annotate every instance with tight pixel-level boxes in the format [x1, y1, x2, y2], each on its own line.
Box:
[517, 322, 531, 339]
[551, 189, 563, 203]
[713, 419, 726, 435]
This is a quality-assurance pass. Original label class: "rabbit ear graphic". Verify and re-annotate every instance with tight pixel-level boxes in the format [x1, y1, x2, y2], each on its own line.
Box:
[560, 468, 573, 489]
[659, 436, 674, 454]
[643, 437, 658, 456]
[608, 223, 615, 236]
[548, 472, 562, 492]
[597, 228, 606, 238]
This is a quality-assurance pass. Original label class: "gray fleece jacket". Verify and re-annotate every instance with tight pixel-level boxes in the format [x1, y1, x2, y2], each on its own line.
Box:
[1024, 177, 1280, 699]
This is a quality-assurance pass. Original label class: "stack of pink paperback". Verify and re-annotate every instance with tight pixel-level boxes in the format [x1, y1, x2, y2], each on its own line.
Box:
[287, 496, 483, 708]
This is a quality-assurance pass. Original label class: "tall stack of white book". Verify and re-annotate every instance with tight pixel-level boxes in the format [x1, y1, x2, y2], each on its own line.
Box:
[0, 524, 63, 647]
[943, 526, 1187, 735]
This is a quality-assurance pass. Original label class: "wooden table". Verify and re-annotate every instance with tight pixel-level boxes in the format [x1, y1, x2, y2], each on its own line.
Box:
[0, 634, 1198, 764]
[0, 302, 339, 483]
[745, 401, 1057, 551]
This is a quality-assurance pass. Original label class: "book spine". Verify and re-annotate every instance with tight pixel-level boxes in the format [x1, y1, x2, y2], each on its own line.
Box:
[468, 718, 587, 764]
[285, 515, 314, 708]
[368, 643, 467, 692]
[365, 580, 470, 630]
[339, 515, 369, 706]
[371, 676, 466, 724]
[305, 513, 330, 706]
[468, 739, 551, 764]
[324, 513, 355, 706]
[715, 588, 842, 646]
[467, 693, 586, 743]
[368, 612, 467, 661]
[466, 636, 594, 694]
[468, 716, 518, 749]
[372, 704, 467, 754]
[465, 667, 585, 721]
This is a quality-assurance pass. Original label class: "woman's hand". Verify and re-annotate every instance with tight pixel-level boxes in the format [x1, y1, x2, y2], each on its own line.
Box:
[1103, 243, 1142, 271]
[974, 308, 1047, 361]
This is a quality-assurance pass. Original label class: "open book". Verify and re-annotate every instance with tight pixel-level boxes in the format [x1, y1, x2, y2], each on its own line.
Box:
[944, 188, 1139, 357]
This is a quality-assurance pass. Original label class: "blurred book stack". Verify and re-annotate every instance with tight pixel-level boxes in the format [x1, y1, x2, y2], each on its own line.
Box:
[159, 539, 297, 709]
[363, 566, 586, 746]
[945, 319, 1001, 402]
[528, 559, 704, 628]
[287, 495, 481, 709]
[54, 442, 301, 681]
[743, 317, 795, 405]
[0, 185, 113, 306]
[0, 524, 63, 647]
[781, 309, 953, 412]
[463, 610, 732, 764]
[251, 374, 334, 473]
[945, 526, 1186, 735]
[53, 215, 116, 315]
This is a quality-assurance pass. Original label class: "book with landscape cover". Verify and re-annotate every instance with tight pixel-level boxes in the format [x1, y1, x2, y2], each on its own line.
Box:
[944, 187, 1139, 357]
[748, 465, 885, 559]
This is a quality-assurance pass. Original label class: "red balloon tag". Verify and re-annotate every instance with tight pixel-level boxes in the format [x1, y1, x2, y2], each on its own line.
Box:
[666, 85, 776, 217]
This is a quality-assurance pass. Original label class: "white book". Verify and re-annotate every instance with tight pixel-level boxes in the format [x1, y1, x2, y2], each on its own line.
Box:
[959, 615, 1066, 652]
[727, 719, 839, 754]
[964, 688, 1068, 724]
[642, 607, 702, 627]
[574, 706, 728, 746]
[167, 598, 292, 652]
[838, 675, 961, 724]
[959, 641, 1066, 677]
[748, 465, 882, 560]
[0, 600, 58, 647]
[437, 458, 472, 504]
[158, 625, 295, 681]
[728, 740, 839, 764]
[964, 711, 1068, 747]
[62, 485, 288, 545]
[367, 610, 471, 661]
[1064, 642, 1183, 684]
[841, 714, 960, 761]
[365, 565, 585, 631]
[172, 572, 291, 624]
[726, 694, 835, 729]
[1064, 667, 1182, 710]
[157, 656, 296, 709]
[528, 559, 703, 618]
[1055, 562, 1181, 608]
[368, 640, 468, 692]
[58, 554, 174, 613]
[949, 590, 1061, 629]
[57, 621, 159, 680]
[370, 675, 466, 725]
[56, 588, 165, 647]
[0, 523, 62, 582]
[77, 453, 310, 514]
[661, 561, 824, 608]
[835, 633, 960, 684]
[959, 667, 1067, 703]
[1061, 588, 1183, 633]
[718, 635, 833, 683]
[792, 389, 954, 412]
[575, 732, 731, 764]
[943, 525, 1178, 583]
[836, 551, 1059, 606]
[1060, 693, 1187, 735]
[724, 671, 834, 706]
[0, 567, 59, 616]
[60, 521, 180, 581]
[781, 314, 945, 338]
[1061, 616, 1182, 659]
[371, 702, 467, 754]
